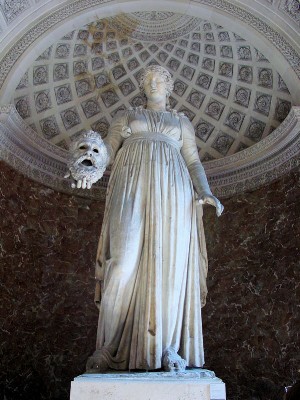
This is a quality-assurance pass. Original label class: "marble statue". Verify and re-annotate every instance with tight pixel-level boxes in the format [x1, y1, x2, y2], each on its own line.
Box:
[66, 65, 223, 373]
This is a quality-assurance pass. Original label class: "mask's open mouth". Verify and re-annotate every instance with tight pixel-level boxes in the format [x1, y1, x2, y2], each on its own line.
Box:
[81, 159, 93, 167]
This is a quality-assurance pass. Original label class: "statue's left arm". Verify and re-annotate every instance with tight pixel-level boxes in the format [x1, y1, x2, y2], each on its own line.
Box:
[180, 116, 224, 217]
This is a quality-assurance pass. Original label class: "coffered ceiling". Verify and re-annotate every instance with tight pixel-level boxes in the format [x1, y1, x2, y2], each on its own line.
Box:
[12, 13, 293, 162]
[1, 0, 300, 198]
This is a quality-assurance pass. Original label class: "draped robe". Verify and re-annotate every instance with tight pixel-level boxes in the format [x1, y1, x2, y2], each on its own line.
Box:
[93, 107, 209, 370]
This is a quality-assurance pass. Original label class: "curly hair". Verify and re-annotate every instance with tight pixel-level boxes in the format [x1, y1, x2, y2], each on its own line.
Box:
[70, 130, 102, 152]
[139, 65, 174, 96]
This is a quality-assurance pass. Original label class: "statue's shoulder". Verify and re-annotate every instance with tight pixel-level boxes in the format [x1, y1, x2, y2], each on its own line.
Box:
[111, 108, 131, 124]
[177, 111, 189, 119]
[113, 106, 145, 119]
[168, 109, 190, 121]
[127, 105, 145, 113]
[171, 110, 194, 134]
[112, 108, 127, 119]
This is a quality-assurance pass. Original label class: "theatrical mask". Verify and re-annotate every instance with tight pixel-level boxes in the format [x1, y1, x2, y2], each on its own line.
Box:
[68, 131, 109, 186]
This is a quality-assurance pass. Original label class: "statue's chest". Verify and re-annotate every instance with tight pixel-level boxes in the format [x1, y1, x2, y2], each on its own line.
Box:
[128, 112, 182, 141]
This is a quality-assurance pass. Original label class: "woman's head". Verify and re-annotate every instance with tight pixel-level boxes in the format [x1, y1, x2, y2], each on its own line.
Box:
[139, 65, 174, 97]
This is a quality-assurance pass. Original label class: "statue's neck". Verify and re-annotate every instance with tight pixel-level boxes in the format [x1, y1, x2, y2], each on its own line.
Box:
[146, 99, 166, 112]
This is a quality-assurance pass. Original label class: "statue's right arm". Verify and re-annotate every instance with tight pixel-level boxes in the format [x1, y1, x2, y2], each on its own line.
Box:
[103, 111, 126, 165]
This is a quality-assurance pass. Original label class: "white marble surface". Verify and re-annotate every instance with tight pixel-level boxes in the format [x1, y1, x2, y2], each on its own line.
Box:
[70, 370, 226, 400]
[85, 66, 223, 373]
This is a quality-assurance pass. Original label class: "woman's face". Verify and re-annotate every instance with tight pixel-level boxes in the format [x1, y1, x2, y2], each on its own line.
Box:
[143, 71, 168, 102]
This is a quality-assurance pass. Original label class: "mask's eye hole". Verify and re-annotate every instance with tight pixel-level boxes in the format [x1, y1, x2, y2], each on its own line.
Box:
[93, 148, 99, 153]
[79, 145, 87, 150]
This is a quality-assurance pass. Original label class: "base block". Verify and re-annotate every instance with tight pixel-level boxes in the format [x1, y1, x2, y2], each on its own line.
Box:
[70, 370, 226, 400]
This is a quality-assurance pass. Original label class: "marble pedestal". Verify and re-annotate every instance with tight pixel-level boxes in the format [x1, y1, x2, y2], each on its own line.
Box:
[70, 370, 226, 400]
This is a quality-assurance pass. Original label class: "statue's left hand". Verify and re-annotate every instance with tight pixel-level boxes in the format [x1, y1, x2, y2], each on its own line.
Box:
[198, 194, 224, 217]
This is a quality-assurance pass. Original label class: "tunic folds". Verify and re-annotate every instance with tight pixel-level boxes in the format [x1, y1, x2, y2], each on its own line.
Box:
[94, 107, 209, 370]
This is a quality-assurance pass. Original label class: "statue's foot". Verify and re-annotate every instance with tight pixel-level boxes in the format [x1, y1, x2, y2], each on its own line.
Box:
[86, 350, 109, 373]
[162, 347, 187, 372]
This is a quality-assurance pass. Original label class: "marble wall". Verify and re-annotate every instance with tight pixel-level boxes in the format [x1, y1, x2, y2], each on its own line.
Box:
[0, 161, 103, 400]
[0, 160, 299, 400]
[203, 167, 300, 399]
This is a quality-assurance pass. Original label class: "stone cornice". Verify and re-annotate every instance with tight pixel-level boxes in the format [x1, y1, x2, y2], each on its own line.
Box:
[1, 105, 300, 198]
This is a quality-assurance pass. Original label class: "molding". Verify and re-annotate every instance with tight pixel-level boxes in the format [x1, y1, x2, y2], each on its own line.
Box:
[1, 105, 300, 198]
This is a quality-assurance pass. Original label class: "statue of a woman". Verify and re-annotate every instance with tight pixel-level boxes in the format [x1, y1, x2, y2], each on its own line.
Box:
[68, 65, 223, 372]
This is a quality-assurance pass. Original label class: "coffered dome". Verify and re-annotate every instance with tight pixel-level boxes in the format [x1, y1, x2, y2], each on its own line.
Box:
[1, 1, 300, 198]
[12, 12, 293, 162]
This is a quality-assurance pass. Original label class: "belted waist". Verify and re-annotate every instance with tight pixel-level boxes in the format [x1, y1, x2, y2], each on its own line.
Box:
[122, 132, 181, 150]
